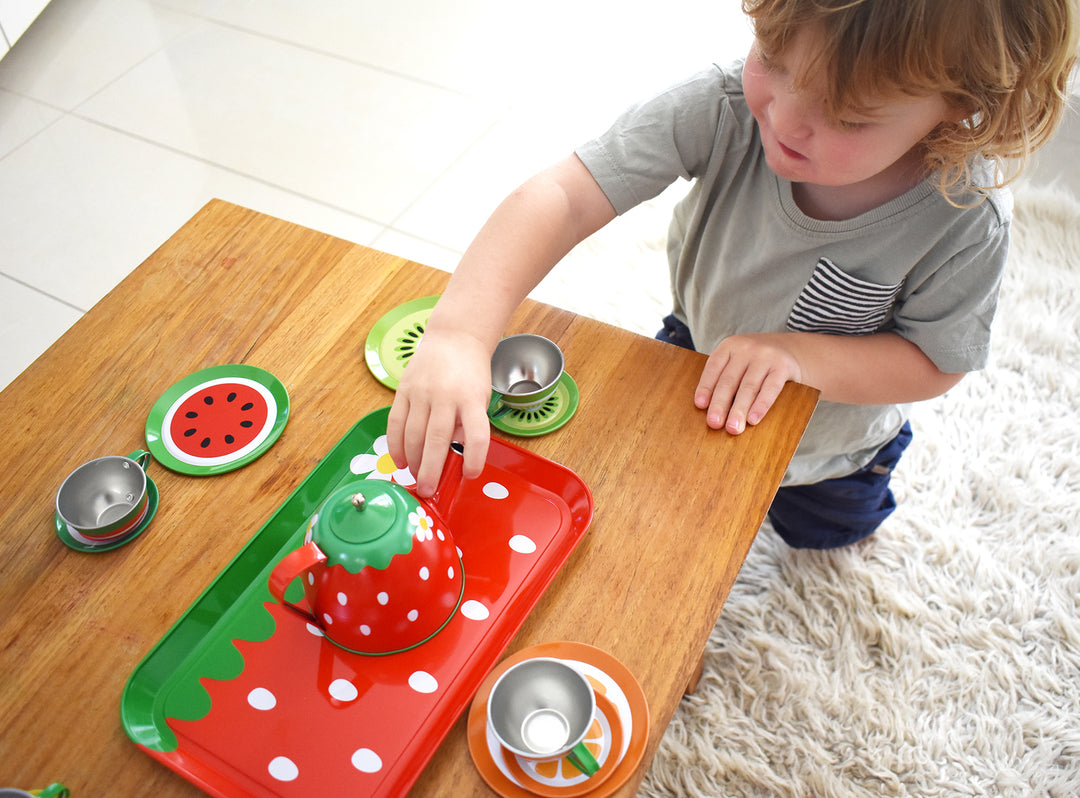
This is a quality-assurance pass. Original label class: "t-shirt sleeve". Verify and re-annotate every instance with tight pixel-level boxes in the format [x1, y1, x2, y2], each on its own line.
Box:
[575, 66, 735, 214]
[890, 218, 1010, 373]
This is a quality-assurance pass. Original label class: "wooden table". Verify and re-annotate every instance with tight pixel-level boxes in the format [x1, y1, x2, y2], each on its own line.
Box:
[0, 200, 817, 796]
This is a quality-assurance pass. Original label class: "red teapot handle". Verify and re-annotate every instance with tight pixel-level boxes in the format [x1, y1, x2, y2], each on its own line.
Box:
[267, 540, 327, 623]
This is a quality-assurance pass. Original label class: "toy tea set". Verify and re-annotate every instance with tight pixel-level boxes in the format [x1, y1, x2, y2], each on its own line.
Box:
[53, 300, 647, 797]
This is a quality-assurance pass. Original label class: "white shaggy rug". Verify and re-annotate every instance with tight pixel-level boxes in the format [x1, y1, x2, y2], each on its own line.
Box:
[533, 183, 1080, 797]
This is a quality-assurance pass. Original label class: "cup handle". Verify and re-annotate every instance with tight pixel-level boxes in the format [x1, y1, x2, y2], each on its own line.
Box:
[486, 392, 511, 419]
[33, 785, 70, 798]
[127, 449, 152, 472]
[267, 540, 326, 624]
[567, 741, 600, 776]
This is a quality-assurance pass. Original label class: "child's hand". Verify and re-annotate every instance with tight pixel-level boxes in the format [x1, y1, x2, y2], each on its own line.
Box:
[387, 328, 493, 498]
[695, 333, 804, 434]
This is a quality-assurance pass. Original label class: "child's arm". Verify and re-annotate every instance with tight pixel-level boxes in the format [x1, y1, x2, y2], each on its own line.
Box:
[387, 154, 617, 497]
[697, 330, 965, 434]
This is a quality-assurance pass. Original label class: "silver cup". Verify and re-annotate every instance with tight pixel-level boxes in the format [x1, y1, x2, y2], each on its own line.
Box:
[55, 450, 151, 541]
[487, 657, 599, 776]
[489, 334, 564, 417]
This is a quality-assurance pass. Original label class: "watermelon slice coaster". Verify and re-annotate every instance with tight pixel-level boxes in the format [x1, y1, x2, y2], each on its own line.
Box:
[146, 364, 290, 476]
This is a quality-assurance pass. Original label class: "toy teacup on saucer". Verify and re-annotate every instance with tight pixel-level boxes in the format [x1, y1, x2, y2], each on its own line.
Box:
[489, 334, 564, 418]
[55, 450, 155, 547]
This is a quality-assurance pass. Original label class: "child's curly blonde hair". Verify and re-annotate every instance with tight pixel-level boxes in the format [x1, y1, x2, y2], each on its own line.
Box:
[742, 0, 1079, 199]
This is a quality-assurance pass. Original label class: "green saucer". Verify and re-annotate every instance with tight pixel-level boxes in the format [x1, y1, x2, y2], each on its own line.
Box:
[490, 373, 579, 437]
[145, 364, 289, 476]
[55, 477, 159, 553]
[364, 295, 438, 390]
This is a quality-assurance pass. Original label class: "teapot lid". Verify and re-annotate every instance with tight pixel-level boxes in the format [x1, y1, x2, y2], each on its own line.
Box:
[315, 480, 418, 573]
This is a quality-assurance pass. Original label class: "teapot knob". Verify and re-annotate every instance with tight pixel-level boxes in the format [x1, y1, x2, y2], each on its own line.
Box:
[350, 493, 366, 511]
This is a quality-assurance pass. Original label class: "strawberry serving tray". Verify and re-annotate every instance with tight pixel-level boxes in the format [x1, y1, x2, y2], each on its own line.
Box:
[121, 407, 594, 796]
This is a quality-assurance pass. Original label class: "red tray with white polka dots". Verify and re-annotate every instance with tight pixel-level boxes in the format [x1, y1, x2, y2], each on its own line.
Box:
[121, 406, 594, 797]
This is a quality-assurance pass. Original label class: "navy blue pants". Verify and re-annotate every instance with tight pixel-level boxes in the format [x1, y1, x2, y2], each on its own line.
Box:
[657, 314, 911, 549]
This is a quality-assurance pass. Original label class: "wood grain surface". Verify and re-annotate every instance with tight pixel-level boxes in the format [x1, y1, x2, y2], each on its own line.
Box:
[0, 200, 817, 797]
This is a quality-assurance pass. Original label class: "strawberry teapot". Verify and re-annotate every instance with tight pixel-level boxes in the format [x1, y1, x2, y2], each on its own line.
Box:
[268, 477, 464, 655]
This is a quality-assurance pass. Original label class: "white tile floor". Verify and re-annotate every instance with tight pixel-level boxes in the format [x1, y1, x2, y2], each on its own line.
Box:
[1, 0, 1077, 391]
[0, 0, 758, 389]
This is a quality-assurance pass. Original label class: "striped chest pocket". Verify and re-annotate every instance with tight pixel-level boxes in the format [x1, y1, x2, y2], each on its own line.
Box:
[786, 258, 903, 336]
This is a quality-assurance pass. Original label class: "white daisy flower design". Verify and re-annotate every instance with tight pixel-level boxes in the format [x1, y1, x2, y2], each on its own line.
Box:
[408, 507, 436, 542]
[349, 435, 415, 486]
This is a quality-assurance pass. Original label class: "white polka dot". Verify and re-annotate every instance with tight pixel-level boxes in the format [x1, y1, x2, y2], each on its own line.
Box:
[461, 600, 490, 621]
[360, 624, 371, 636]
[268, 756, 299, 782]
[329, 678, 359, 702]
[351, 748, 383, 774]
[419, 567, 430, 581]
[509, 534, 537, 554]
[436, 530, 445, 541]
[305, 623, 324, 637]
[482, 482, 509, 499]
[247, 687, 276, 711]
[408, 671, 439, 694]
[336, 591, 348, 606]
[322, 613, 334, 625]
[407, 609, 419, 622]
[307, 572, 315, 585]
[377, 591, 389, 605]
[447, 566, 455, 579]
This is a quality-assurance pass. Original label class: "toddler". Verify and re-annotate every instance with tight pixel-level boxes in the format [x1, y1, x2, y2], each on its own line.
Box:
[387, 0, 1078, 548]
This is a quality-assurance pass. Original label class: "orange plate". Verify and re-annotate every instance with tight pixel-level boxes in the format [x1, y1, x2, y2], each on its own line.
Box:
[468, 642, 649, 798]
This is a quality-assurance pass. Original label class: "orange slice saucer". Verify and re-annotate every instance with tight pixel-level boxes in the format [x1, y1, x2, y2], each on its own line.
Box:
[467, 642, 650, 798]
[503, 690, 623, 796]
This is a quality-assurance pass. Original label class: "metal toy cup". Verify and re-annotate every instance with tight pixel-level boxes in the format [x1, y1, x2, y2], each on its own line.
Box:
[55, 450, 151, 543]
[489, 334, 564, 418]
[487, 657, 600, 776]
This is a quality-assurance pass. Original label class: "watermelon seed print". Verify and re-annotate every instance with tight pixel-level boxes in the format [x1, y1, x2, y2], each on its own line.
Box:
[161, 377, 277, 467]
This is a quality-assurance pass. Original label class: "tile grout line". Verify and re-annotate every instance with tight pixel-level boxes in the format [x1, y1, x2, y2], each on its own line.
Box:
[68, 111, 390, 229]
[201, 17, 488, 103]
[380, 114, 507, 236]
[0, 270, 86, 313]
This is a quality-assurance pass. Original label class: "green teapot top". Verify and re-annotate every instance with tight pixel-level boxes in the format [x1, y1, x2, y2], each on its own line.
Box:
[313, 480, 420, 574]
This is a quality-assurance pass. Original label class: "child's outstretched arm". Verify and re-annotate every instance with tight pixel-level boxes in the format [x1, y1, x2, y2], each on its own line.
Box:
[387, 155, 617, 497]
[697, 330, 965, 434]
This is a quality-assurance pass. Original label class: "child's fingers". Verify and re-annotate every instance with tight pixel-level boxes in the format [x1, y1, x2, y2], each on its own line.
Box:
[722, 365, 789, 434]
[722, 367, 767, 434]
[386, 395, 410, 468]
[457, 404, 491, 479]
[413, 406, 458, 498]
[746, 370, 789, 426]
[695, 349, 730, 409]
[697, 350, 742, 429]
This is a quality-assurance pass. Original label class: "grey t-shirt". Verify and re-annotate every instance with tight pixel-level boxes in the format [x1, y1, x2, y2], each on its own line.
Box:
[576, 62, 1011, 485]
